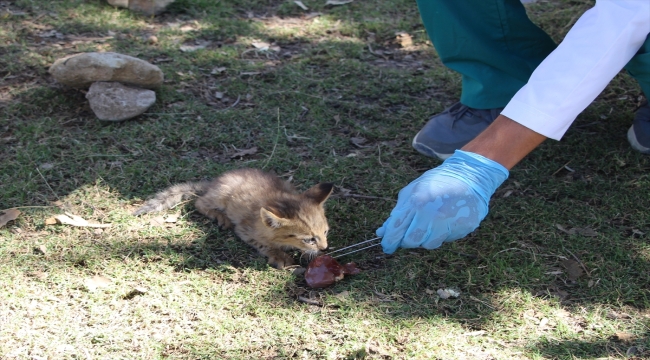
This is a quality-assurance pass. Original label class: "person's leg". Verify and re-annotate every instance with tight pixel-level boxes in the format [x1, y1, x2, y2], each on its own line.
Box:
[625, 35, 650, 154]
[417, 0, 556, 109]
[413, 0, 557, 159]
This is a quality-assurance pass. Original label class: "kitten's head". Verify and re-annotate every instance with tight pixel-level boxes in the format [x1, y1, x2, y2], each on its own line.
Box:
[260, 183, 334, 257]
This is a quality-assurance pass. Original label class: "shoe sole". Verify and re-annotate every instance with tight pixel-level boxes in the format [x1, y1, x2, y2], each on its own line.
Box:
[412, 130, 453, 160]
[627, 126, 650, 154]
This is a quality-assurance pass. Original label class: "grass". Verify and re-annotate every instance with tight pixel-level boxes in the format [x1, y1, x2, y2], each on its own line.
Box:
[1, 0, 649, 358]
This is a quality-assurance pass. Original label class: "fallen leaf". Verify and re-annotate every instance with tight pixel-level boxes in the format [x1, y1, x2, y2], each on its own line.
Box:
[462, 330, 486, 337]
[294, 0, 309, 10]
[54, 213, 111, 228]
[437, 288, 460, 299]
[123, 287, 147, 300]
[425, 288, 435, 295]
[230, 146, 258, 158]
[36, 245, 48, 256]
[614, 332, 635, 343]
[45, 217, 58, 225]
[350, 137, 368, 148]
[180, 40, 210, 52]
[165, 214, 179, 223]
[149, 216, 165, 226]
[297, 296, 320, 306]
[39, 163, 54, 170]
[325, 0, 354, 5]
[334, 290, 349, 299]
[0, 208, 20, 227]
[560, 259, 584, 281]
[211, 66, 226, 75]
[252, 41, 270, 50]
[214, 91, 224, 99]
[577, 227, 598, 237]
[395, 32, 413, 47]
[85, 275, 112, 291]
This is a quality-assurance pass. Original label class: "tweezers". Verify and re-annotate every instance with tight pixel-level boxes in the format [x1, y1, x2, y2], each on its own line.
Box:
[325, 237, 382, 259]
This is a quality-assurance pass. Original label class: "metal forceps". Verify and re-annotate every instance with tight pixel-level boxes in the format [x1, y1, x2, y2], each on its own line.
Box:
[325, 237, 382, 259]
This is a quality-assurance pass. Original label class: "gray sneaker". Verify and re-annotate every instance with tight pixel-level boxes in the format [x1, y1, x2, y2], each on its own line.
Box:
[627, 101, 650, 154]
[412, 102, 503, 160]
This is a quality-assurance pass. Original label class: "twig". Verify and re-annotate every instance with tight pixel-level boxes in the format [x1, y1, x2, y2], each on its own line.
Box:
[551, 161, 572, 176]
[36, 166, 60, 201]
[494, 247, 568, 259]
[342, 193, 396, 202]
[564, 248, 591, 276]
[262, 108, 281, 169]
[469, 296, 495, 310]
[223, 95, 241, 110]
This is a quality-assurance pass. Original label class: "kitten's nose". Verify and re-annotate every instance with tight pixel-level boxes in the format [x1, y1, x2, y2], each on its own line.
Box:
[318, 244, 328, 251]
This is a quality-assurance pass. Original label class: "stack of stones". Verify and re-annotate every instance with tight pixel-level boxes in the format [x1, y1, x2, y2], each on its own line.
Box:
[48, 52, 164, 121]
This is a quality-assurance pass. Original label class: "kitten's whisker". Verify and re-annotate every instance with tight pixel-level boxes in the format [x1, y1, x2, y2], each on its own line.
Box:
[326, 237, 381, 259]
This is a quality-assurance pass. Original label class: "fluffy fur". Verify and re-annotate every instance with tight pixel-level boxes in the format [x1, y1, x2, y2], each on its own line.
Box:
[133, 168, 334, 269]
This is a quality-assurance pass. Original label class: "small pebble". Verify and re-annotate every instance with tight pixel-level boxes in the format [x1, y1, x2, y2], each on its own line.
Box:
[148, 35, 158, 44]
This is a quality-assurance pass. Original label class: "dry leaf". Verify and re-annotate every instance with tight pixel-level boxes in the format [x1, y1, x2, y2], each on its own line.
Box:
[85, 275, 112, 291]
[0, 208, 20, 227]
[395, 32, 413, 47]
[230, 146, 258, 158]
[252, 41, 269, 49]
[45, 217, 58, 225]
[149, 216, 166, 226]
[350, 137, 368, 148]
[325, 0, 354, 5]
[614, 332, 635, 343]
[123, 287, 147, 300]
[437, 288, 460, 299]
[294, 0, 309, 10]
[165, 214, 179, 223]
[211, 66, 226, 75]
[560, 259, 584, 281]
[425, 288, 435, 295]
[54, 213, 111, 228]
[577, 227, 598, 237]
[39, 163, 54, 170]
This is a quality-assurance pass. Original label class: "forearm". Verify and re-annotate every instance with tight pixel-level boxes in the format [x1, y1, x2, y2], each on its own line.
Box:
[502, 0, 650, 140]
[462, 114, 546, 170]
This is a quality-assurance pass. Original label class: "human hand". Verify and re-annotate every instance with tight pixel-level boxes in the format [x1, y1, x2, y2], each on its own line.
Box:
[377, 150, 509, 254]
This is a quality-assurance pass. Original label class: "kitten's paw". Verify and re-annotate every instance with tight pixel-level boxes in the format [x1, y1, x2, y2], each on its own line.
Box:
[267, 251, 294, 269]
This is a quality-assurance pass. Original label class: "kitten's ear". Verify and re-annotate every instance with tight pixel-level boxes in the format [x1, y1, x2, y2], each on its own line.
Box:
[260, 207, 288, 228]
[303, 183, 334, 205]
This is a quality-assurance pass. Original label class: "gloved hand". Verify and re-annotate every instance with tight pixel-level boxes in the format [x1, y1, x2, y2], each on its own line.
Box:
[377, 150, 509, 254]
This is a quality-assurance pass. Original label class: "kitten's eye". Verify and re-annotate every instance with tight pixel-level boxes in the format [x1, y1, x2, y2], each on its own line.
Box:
[287, 234, 296, 238]
[302, 237, 317, 245]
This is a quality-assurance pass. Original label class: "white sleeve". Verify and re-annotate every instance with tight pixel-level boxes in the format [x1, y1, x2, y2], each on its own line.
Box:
[501, 0, 650, 141]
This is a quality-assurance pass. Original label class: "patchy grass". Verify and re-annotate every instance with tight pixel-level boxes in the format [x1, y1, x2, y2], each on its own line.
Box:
[1, 0, 649, 359]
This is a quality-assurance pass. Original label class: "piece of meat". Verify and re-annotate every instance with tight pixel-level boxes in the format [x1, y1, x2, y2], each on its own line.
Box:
[305, 255, 360, 288]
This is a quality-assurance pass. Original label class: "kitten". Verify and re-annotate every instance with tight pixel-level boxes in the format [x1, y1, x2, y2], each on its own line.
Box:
[133, 168, 334, 269]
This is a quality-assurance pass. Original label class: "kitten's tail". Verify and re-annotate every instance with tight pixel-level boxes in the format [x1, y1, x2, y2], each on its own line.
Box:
[132, 181, 211, 216]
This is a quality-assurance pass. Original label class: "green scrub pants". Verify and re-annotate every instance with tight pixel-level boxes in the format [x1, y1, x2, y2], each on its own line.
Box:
[416, 0, 650, 109]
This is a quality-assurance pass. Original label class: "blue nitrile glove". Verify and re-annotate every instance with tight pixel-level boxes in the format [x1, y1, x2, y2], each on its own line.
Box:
[377, 150, 509, 254]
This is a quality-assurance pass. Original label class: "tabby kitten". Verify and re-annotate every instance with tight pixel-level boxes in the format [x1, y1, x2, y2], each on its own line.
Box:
[133, 168, 334, 269]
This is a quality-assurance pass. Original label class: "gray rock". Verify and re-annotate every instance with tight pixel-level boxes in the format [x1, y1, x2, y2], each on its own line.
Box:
[107, 0, 128, 7]
[49, 52, 163, 89]
[107, 0, 175, 15]
[86, 82, 156, 121]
